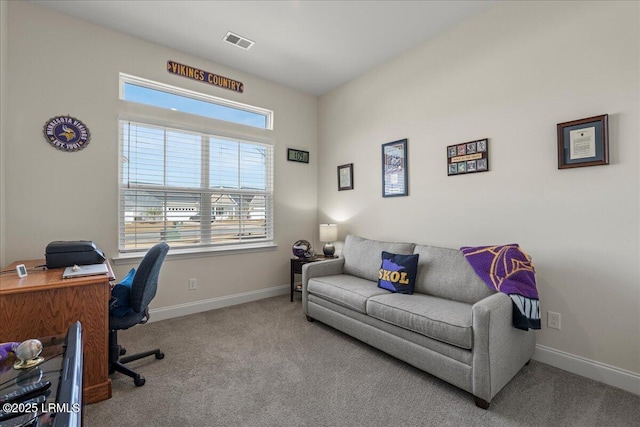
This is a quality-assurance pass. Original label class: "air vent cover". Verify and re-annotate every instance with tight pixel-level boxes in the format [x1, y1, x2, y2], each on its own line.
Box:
[223, 32, 254, 50]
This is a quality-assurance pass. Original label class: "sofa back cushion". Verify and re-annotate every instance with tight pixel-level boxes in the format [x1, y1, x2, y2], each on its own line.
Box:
[343, 235, 415, 282]
[413, 244, 495, 304]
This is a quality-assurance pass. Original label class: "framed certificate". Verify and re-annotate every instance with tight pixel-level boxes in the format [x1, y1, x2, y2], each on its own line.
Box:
[557, 114, 608, 169]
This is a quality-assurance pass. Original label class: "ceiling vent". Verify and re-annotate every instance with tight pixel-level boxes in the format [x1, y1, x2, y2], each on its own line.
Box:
[223, 32, 255, 50]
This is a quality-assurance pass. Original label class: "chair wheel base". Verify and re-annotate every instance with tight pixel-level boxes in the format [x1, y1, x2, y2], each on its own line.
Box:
[109, 332, 163, 387]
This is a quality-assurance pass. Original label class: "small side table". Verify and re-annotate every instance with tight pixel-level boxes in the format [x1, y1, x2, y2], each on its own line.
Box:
[290, 256, 335, 302]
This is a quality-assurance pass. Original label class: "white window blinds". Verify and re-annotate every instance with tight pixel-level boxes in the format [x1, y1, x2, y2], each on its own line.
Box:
[119, 120, 273, 253]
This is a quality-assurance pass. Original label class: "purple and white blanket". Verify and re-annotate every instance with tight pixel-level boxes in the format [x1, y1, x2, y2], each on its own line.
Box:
[461, 244, 540, 330]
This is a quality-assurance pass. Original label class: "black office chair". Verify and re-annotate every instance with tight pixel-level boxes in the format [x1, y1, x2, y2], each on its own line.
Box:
[109, 242, 169, 386]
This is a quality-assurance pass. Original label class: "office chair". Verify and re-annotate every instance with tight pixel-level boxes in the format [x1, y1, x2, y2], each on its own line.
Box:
[109, 242, 169, 387]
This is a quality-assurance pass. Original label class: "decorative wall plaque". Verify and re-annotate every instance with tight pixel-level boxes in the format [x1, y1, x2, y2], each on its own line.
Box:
[43, 116, 91, 152]
[167, 60, 244, 93]
[287, 148, 309, 163]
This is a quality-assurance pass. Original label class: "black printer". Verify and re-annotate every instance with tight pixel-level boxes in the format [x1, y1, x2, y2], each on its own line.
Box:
[45, 241, 106, 269]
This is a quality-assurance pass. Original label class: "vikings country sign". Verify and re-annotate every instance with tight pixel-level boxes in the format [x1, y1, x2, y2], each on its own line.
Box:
[43, 115, 91, 152]
[167, 60, 244, 94]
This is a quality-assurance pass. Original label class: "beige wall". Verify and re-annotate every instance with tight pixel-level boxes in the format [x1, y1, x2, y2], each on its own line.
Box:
[319, 1, 639, 374]
[2, 2, 318, 307]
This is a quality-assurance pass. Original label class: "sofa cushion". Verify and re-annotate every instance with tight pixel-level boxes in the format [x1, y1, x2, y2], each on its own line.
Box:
[343, 235, 415, 282]
[413, 245, 495, 304]
[308, 294, 473, 365]
[377, 251, 419, 294]
[308, 274, 389, 314]
[367, 293, 474, 349]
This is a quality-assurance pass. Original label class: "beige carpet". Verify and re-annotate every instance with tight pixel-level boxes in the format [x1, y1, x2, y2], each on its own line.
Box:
[85, 295, 640, 426]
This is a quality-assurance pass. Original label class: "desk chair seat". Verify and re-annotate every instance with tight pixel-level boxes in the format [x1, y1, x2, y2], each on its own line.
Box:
[109, 242, 169, 387]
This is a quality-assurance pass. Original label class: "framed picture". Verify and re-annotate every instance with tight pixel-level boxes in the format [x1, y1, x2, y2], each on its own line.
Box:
[447, 138, 489, 176]
[382, 139, 408, 197]
[557, 114, 608, 169]
[287, 148, 309, 164]
[337, 163, 354, 191]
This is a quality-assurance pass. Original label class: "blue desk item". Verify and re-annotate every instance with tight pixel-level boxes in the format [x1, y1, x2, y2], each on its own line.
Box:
[110, 268, 136, 318]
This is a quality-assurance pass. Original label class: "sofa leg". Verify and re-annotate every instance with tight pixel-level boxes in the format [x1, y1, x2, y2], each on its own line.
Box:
[474, 396, 490, 409]
[306, 315, 314, 322]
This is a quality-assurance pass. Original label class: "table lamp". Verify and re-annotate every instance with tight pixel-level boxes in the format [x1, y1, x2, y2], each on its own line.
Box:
[319, 224, 338, 257]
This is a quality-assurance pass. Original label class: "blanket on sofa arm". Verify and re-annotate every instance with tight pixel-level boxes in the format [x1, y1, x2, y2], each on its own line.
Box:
[461, 244, 541, 331]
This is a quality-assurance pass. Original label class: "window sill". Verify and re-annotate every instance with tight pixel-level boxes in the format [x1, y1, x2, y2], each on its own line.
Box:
[111, 242, 278, 265]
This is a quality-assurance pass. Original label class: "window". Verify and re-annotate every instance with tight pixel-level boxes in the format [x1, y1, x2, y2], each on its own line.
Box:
[118, 75, 274, 254]
[120, 74, 272, 130]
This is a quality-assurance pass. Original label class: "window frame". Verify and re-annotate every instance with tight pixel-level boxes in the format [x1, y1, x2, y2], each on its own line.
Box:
[116, 74, 276, 260]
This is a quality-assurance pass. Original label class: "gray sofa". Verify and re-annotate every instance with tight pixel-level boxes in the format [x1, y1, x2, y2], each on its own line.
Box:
[302, 234, 535, 409]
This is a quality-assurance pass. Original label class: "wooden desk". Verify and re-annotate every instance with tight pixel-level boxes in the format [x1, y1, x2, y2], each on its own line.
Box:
[0, 259, 113, 404]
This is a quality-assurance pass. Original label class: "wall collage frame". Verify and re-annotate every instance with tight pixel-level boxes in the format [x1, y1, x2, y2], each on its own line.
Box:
[447, 138, 489, 176]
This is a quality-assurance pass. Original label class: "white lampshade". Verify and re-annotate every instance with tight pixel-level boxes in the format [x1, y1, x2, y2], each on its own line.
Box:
[319, 223, 338, 242]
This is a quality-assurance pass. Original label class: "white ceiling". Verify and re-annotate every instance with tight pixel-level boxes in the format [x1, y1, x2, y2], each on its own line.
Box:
[30, 1, 497, 96]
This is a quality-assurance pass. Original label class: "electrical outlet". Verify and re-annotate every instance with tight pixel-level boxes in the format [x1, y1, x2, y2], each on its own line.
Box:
[547, 311, 561, 330]
[189, 278, 197, 290]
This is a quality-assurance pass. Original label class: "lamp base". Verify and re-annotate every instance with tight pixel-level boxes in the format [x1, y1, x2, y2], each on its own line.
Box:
[322, 243, 335, 257]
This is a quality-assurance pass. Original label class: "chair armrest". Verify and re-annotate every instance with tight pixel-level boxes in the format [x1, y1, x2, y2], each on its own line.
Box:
[301, 258, 345, 315]
[471, 292, 536, 403]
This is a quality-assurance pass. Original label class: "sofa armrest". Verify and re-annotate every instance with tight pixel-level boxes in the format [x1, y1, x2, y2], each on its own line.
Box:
[471, 292, 536, 403]
[301, 258, 345, 315]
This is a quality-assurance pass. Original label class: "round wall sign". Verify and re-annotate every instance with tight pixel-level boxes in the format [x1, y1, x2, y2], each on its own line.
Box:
[43, 115, 91, 152]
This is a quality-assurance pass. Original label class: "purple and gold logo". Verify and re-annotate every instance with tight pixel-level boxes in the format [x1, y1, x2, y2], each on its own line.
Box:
[43, 116, 91, 152]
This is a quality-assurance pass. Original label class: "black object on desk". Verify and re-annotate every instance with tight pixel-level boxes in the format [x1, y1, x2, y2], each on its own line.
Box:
[0, 381, 52, 404]
[45, 241, 106, 269]
[53, 322, 83, 427]
[0, 322, 83, 427]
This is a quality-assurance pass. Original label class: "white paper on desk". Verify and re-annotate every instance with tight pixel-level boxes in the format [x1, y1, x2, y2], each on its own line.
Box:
[62, 263, 109, 278]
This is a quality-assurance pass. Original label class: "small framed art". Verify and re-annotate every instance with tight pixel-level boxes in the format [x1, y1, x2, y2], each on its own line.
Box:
[557, 114, 608, 169]
[447, 138, 489, 176]
[337, 163, 354, 191]
[382, 139, 408, 197]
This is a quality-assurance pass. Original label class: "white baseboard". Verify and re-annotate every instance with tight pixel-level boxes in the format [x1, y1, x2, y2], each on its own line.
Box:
[148, 284, 289, 323]
[149, 290, 639, 397]
[533, 344, 640, 396]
